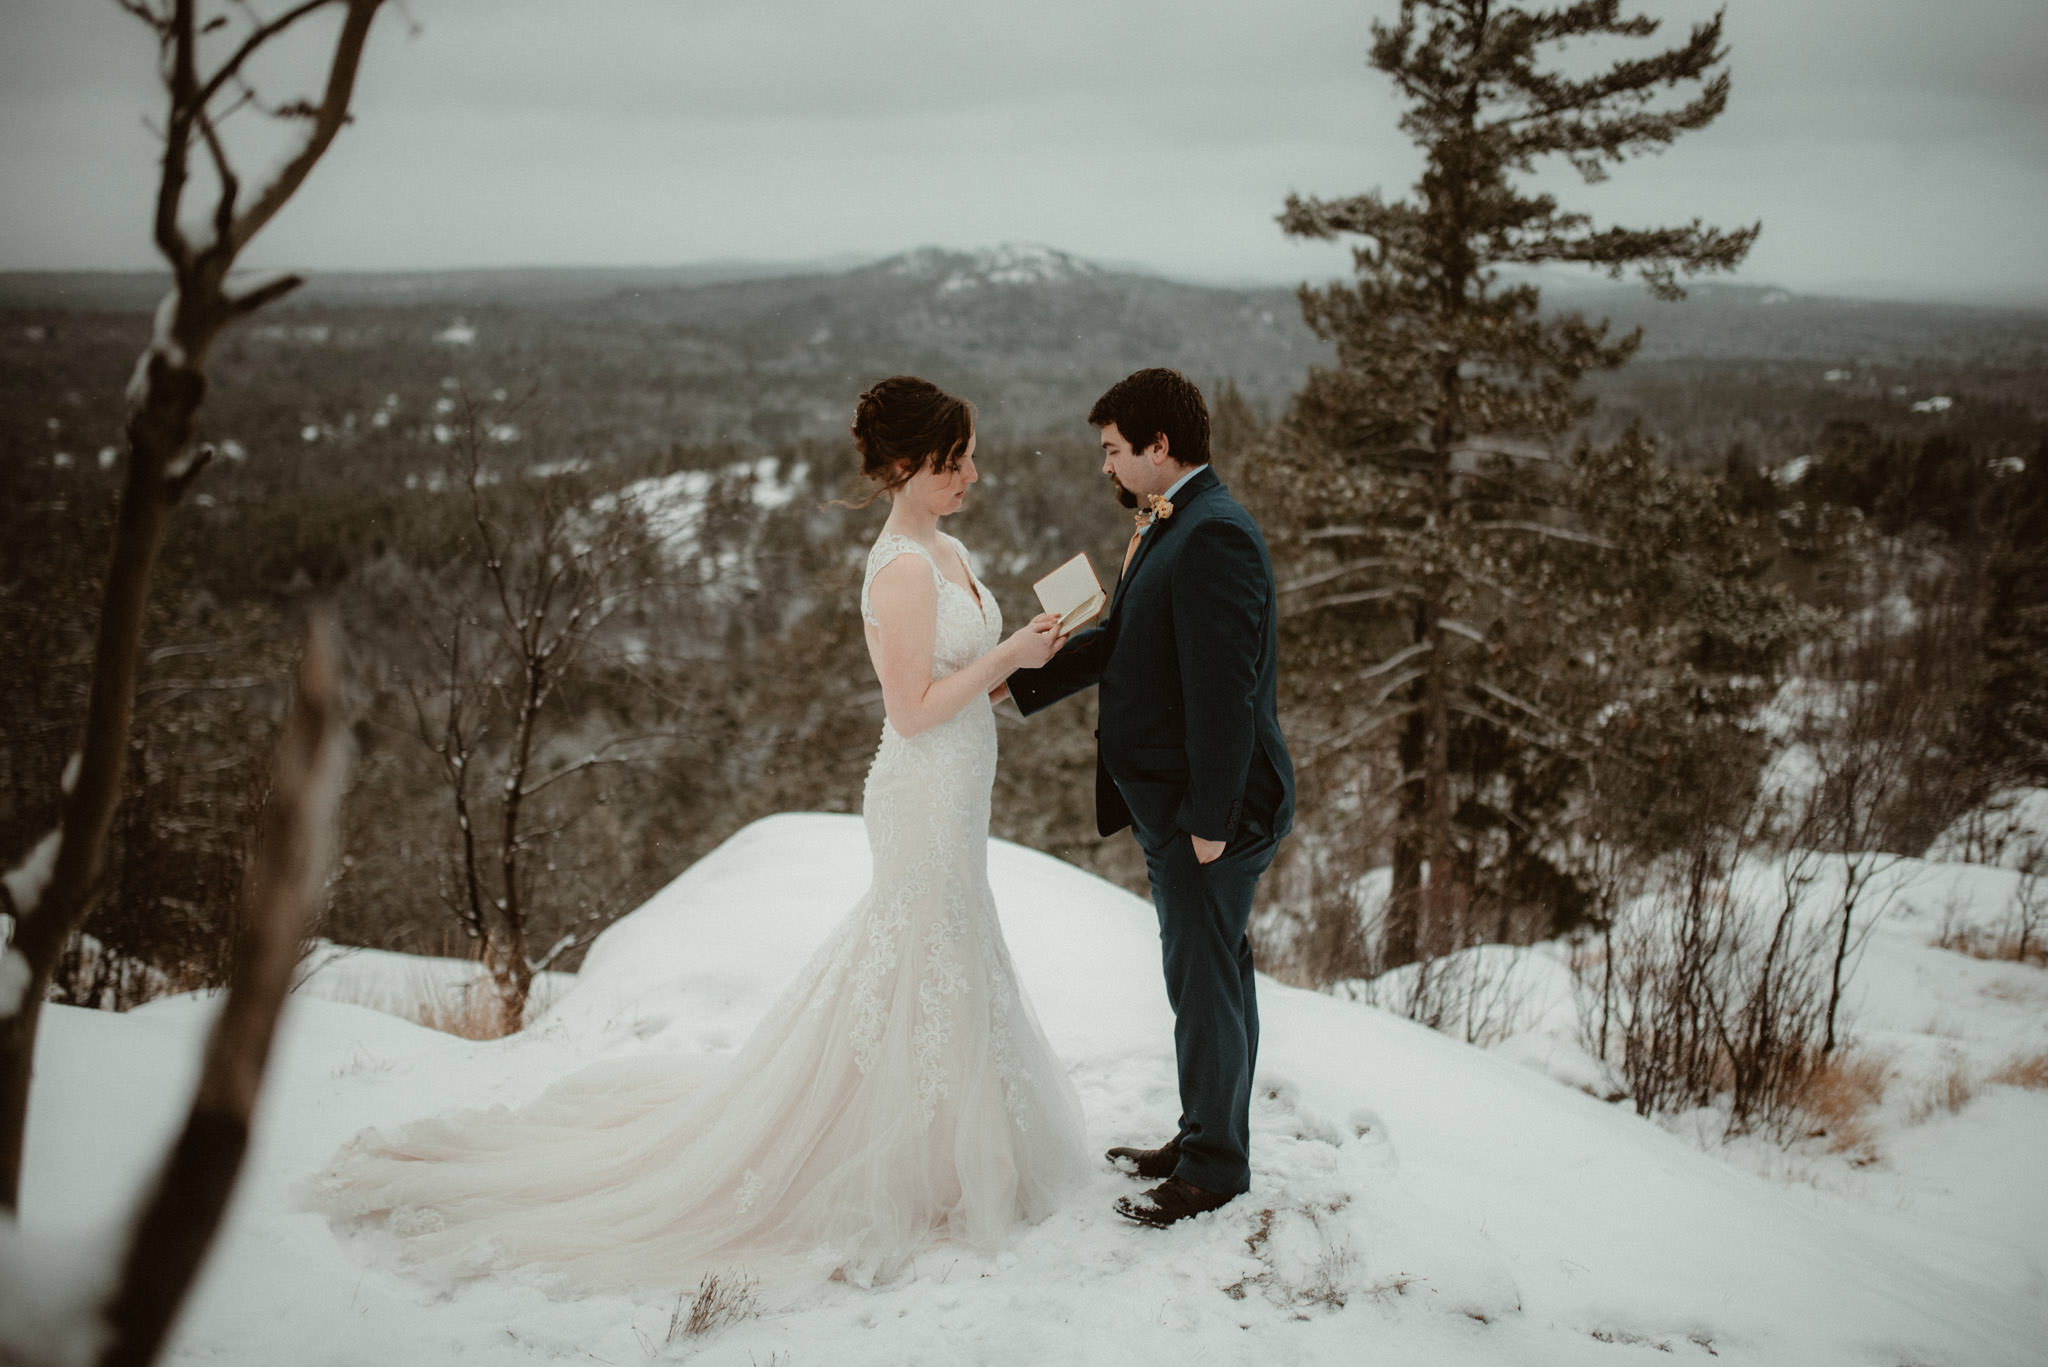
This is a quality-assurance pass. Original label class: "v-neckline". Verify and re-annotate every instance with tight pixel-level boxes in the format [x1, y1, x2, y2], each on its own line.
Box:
[890, 530, 984, 616]
[938, 548, 986, 615]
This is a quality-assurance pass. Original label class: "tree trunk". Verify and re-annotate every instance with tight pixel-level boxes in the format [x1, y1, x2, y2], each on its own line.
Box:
[1383, 682, 1429, 968]
[0, 352, 204, 1209]
[488, 674, 544, 1030]
[99, 617, 344, 1367]
[1823, 878, 1857, 1056]
[1421, 593, 1456, 959]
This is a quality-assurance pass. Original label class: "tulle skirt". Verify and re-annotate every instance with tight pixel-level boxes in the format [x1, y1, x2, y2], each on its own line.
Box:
[307, 718, 1088, 1296]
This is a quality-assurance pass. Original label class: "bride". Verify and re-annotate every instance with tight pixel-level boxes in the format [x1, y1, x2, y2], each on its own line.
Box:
[309, 376, 1089, 1293]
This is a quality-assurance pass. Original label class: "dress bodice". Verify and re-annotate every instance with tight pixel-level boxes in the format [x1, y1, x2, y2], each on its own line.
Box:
[860, 531, 1002, 678]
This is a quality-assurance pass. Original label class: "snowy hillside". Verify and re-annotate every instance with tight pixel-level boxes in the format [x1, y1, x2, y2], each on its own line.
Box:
[881, 244, 1106, 294]
[5, 815, 2044, 1366]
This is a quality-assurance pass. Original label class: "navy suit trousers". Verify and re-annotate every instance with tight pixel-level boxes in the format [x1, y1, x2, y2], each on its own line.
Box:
[1133, 774, 1283, 1196]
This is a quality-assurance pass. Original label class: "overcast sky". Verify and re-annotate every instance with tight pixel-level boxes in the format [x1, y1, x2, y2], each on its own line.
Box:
[3, 0, 2044, 304]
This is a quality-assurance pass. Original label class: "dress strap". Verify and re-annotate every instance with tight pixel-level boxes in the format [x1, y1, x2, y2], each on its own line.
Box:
[861, 532, 940, 627]
[940, 531, 976, 576]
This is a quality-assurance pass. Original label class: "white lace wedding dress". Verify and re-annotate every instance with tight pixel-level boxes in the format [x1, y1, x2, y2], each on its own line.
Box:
[309, 530, 1088, 1294]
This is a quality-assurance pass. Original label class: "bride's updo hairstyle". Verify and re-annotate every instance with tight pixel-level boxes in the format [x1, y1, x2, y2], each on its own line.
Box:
[846, 375, 976, 507]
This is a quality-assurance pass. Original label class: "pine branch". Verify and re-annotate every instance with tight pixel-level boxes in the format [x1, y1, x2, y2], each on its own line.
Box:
[1360, 642, 1436, 684]
[1298, 703, 1422, 770]
[1279, 558, 1408, 595]
[1470, 519, 1616, 549]
[1291, 584, 1426, 615]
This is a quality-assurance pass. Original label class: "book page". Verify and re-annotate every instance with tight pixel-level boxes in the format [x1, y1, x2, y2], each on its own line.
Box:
[1033, 552, 1106, 633]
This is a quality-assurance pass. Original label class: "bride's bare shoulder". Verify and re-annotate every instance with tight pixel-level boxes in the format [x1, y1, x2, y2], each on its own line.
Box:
[863, 547, 936, 631]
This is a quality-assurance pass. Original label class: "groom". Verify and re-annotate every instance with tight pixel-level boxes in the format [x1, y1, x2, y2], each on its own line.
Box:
[1010, 368, 1294, 1228]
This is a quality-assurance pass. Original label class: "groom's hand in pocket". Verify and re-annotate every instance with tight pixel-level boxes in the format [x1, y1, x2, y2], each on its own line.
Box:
[1190, 834, 1225, 865]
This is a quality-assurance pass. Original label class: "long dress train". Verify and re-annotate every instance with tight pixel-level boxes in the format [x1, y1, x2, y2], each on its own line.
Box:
[307, 530, 1089, 1293]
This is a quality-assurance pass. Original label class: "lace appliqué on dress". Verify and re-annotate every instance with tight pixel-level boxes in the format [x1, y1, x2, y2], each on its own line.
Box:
[849, 528, 1008, 1129]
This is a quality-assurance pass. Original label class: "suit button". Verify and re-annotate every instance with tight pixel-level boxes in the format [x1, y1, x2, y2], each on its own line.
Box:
[1092, 728, 1100, 738]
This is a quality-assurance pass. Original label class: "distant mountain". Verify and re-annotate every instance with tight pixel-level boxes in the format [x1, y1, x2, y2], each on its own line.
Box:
[0, 256, 879, 313]
[1530, 277, 2048, 370]
[537, 244, 1324, 432]
[5, 247, 2043, 441]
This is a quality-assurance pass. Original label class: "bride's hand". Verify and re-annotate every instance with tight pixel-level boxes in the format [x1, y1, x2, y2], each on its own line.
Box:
[1005, 612, 1066, 669]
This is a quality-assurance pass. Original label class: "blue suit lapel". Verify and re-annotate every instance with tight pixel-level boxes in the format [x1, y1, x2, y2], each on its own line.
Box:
[1106, 467, 1222, 622]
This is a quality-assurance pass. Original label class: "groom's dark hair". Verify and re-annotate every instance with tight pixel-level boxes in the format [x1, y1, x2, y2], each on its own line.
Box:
[1088, 368, 1209, 468]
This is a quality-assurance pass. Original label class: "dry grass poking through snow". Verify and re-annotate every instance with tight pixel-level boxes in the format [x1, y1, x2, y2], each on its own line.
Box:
[302, 960, 539, 1040]
[1908, 1059, 1977, 1124]
[631, 1270, 763, 1357]
[1787, 1049, 1892, 1159]
[1221, 1203, 1360, 1312]
[1988, 1052, 2048, 1090]
[676, 1270, 763, 1338]
[1933, 924, 2048, 967]
[411, 979, 518, 1040]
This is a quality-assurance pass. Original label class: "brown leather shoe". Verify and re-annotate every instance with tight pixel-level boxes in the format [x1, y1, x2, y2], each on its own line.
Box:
[1105, 1140, 1180, 1179]
[1114, 1175, 1235, 1228]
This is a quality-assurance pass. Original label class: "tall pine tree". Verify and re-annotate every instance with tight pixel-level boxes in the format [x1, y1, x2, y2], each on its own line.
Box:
[1275, 1, 1764, 964]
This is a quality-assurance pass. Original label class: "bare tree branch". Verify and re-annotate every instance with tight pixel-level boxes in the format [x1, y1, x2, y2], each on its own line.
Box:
[147, 0, 199, 270]
[0, 0, 391, 1210]
[193, 0, 341, 113]
[193, 101, 237, 246]
[227, 2, 385, 253]
[519, 753, 647, 801]
[229, 272, 306, 317]
[98, 613, 346, 1367]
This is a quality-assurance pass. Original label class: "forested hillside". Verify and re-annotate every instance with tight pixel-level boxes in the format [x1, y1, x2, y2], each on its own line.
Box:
[4, 247, 2044, 1007]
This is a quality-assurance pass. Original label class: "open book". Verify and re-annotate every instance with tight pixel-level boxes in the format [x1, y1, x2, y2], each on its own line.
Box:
[1033, 552, 1107, 634]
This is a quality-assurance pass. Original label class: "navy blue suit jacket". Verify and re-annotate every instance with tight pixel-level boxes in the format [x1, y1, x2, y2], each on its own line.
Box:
[1010, 467, 1295, 849]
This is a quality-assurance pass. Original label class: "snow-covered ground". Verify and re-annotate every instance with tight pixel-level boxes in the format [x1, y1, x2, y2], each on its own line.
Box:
[6, 814, 2045, 1365]
[293, 940, 575, 1031]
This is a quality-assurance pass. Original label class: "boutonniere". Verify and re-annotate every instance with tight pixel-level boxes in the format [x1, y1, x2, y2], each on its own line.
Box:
[1143, 492, 1175, 521]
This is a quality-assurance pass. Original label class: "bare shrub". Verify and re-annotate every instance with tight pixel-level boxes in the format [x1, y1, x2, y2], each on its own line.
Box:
[1290, 872, 1375, 988]
[45, 931, 194, 1012]
[1577, 830, 1835, 1137]
[1988, 1053, 2048, 1090]
[2008, 866, 2046, 965]
[1341, 946, 1534, 1049]
[396, 400, 675, 1034]
[1771, 550, 1990, 1054]
[1287, 842, 1537, 1048]
[1932, 869, 2048, 966]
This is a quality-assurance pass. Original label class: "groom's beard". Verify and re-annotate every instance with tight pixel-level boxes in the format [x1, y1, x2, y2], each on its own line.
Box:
[1109, 475, 1139, 510]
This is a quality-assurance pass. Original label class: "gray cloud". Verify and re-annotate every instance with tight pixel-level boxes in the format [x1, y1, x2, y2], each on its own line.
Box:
[1, 0, 2042, 303]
